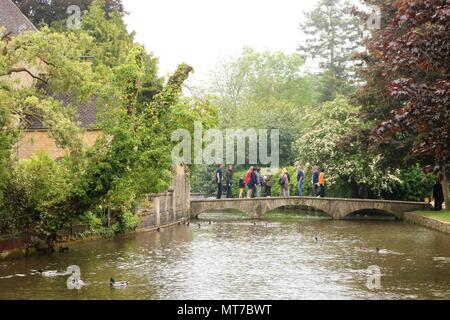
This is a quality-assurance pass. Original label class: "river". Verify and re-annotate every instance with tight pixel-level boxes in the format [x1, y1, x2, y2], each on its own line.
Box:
[0, 210, 449, 300]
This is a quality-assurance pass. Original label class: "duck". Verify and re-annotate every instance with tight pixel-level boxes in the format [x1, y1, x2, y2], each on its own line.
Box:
[59, 246, 69, 253]
[110, 278, 128, 288]
[314, 236, 319, 243]
[38, 270, 60, 278]
[376, 247, 388, 254]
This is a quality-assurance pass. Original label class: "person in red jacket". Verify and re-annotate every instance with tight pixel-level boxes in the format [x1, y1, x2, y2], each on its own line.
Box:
[245, 166, 255, 198]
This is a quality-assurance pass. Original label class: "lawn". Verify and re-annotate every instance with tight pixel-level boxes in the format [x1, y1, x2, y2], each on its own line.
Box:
[415, 210, 450, 223]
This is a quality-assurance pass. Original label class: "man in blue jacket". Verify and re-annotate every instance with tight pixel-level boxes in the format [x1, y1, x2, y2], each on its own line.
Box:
[312, 167, 319, 197]
[297, 165, 305, 196]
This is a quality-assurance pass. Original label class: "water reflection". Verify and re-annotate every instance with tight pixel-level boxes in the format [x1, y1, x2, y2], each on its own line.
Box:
[0, 209, 449, 300]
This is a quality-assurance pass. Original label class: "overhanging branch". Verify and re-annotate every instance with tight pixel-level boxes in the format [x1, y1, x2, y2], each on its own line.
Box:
[5, 67, 47, 84]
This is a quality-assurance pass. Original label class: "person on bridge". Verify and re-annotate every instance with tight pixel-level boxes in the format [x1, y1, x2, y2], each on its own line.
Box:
[312, 167, 319, 197]
[250, 167, 258, 198]
[318, 169, 326, 198]
[255, 167, 263, 197]
[432, 174, 445, 211]
[296, 165, 305, 197]
[239, 176, 245, 199]
[280, 168, 289, 197]
[265, 174, 273, 197]
[226, 165, 233, 199]
[216, 164, 224, 199]
[245, 166, 255, 198]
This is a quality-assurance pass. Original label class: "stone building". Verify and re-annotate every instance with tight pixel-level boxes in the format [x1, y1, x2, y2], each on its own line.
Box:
[0, 0, 101, 159]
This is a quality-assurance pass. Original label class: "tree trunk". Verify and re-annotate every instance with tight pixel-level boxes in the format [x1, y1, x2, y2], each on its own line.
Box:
[442, 167, 450, 209]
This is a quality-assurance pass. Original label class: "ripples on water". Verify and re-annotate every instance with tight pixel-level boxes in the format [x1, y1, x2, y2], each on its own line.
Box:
[0, 210, 449, 300]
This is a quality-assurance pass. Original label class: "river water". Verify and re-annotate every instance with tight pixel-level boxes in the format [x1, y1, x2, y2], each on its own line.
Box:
[0, 210, 449, 300]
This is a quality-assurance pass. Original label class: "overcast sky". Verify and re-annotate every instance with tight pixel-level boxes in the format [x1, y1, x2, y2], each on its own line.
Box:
[123, 0, 319, 84]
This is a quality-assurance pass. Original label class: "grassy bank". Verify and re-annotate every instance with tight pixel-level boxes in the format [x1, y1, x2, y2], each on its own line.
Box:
[415, 210, 450, 223]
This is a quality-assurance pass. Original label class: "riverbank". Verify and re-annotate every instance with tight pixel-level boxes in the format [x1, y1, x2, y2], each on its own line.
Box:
[404, 211, 450, 234]
[0, 217, 190, 260]
[414, 210, 450, 222]
[1, 166, 191, 260]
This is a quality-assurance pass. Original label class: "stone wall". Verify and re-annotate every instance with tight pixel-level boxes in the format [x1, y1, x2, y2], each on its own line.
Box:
[137, 165, 190, 231]
[404, 212, 450, 234]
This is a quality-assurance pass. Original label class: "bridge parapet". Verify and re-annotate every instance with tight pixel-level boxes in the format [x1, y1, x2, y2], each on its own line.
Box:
[190, 197, 430, 220]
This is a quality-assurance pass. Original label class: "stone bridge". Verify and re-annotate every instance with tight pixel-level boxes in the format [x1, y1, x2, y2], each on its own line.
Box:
[190, 197, 429, 220]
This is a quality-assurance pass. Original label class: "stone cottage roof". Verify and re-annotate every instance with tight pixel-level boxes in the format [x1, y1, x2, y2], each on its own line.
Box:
[0, 0, 37, 37]
[1, 0, 98, 129]
[26, 90, 98, 130]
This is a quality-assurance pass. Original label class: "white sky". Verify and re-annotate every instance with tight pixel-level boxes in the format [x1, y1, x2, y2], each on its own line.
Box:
[123, 0, 319, 84]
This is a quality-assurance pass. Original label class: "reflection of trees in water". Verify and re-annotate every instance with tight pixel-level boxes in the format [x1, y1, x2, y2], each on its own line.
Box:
[265, 205, 331, 219]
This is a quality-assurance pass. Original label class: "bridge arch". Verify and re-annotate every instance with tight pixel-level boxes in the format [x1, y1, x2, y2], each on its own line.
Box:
[343, 208, 401, 220]
[262, 204, 333, 219]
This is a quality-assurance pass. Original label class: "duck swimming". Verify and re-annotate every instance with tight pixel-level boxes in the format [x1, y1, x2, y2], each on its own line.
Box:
[376, 247, 388, 254]
[110, 278, 128, 288]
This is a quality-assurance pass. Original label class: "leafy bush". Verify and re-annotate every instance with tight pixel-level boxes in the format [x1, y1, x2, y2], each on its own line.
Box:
[112, 211, 140, 233]
[383, 164, 435, 201]
[2, 153, 70, 236]
[79, 226, 115, 239]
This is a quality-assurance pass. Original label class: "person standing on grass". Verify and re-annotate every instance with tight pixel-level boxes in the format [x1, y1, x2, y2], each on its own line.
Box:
[216, 164, 224, 199]
[226, 165, 233, 199]
[296, 165, 305, 197]
[432, 174, 445, 211]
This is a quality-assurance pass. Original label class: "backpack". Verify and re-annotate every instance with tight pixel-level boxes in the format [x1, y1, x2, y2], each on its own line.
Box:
[245, 171, 251, 185]
[279, 176, 285, 186]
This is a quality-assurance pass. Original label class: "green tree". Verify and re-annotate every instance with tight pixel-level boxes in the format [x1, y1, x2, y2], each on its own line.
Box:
[0, 1, 217, 238]
[295, 96, 402, 198]
[209, 47, 319, 165]
[295, 96, 434, 200]
[298, 0, 363, 102]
